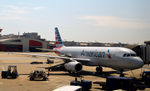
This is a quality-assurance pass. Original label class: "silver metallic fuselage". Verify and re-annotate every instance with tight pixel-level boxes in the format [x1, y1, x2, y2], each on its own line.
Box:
[55, 46, 144, 71]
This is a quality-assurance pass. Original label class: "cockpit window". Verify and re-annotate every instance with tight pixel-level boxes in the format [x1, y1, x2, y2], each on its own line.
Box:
[131, 54, 136, 56]
[123, 54, 127, 57]
[123, 53, 136, 57]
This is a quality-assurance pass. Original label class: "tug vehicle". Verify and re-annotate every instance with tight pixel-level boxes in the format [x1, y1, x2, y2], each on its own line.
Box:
[1, 65, 19, 79]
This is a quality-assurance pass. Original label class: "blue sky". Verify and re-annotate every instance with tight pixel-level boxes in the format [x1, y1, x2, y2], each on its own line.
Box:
[0, 0, 150, 44]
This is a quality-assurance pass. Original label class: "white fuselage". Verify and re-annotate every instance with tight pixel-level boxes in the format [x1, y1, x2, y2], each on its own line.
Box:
[55, 46, 144, 71]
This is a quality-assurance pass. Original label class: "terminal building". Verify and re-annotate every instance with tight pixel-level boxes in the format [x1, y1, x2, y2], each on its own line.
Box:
[0, 32, 48, 52]
[132, 41, 150, 64]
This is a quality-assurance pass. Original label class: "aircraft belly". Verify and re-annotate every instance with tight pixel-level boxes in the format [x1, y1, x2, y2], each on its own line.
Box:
[90, 58, 135, 70]
[108, 60, 136, 70]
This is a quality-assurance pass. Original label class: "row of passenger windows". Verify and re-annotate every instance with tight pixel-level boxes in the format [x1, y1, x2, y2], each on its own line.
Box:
[123, 53, 136, 57]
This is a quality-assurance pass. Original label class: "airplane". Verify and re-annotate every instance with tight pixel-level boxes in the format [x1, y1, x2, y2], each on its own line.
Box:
[21, 27, 144, 76]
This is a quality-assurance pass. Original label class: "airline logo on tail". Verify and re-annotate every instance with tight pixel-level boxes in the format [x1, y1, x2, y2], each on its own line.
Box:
[107, 49, 111, 59]
[55, 27, 64, 47]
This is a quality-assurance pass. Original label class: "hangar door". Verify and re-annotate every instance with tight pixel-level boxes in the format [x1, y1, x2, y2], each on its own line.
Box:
[0, 44, 22, 52]
[29, 40, 42, 52]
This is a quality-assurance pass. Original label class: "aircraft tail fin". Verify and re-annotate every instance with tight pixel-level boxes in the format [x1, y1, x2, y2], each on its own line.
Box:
[55, 27, 64, 47]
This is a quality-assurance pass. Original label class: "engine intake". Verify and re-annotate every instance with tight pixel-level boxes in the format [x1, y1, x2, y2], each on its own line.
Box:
[64, 61, 82, 72]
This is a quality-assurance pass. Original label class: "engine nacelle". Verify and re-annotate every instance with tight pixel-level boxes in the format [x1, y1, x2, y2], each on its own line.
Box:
[64, 61, 82, 72]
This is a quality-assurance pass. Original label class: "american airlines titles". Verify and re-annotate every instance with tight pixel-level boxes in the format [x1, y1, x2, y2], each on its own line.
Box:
[81, 50, 105, 58]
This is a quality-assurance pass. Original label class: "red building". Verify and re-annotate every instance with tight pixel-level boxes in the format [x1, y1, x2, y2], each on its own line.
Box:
[0, 38, 48, 52]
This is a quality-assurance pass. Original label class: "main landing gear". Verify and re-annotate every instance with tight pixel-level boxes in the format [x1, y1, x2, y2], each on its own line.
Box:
[96, 66, 103, 74]
[119, 69, 124, 77]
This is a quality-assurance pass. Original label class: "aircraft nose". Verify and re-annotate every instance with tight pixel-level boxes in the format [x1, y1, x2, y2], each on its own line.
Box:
[133, 57, 144, 68]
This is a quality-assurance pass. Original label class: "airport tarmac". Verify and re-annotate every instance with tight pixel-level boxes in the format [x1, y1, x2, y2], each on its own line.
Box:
[0, 52, 150, 91]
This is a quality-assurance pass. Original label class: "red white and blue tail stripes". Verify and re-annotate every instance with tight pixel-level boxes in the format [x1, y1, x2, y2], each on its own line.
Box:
[55, 27, 64, 47]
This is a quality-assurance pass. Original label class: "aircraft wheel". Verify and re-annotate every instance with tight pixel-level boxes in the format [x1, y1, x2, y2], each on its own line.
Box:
[120, 74, 124, 77]
[119, 69, 124, 77]
[68, 71, 72, 74]
[96, 66, 103, 74]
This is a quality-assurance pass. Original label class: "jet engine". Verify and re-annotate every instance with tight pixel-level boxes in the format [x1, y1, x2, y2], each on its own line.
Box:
[64, 61, 82, 72]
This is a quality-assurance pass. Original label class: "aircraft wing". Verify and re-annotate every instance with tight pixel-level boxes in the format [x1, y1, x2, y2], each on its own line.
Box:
[15, 53, 91, 62]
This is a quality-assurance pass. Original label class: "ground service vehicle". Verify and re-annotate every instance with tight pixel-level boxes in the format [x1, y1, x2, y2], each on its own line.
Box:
[29, 70, 48, 81]
[94, 76, 145, 91]
[1, 65, 19, 79]
[141, 71, 150, 87]
[70, 77, 92, 91]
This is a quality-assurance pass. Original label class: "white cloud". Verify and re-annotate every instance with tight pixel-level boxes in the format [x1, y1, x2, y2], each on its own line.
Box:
[6, 5, 28, 14]
[79, 16, 150, 29]
[0, 5, 45, 20]
[32, 7, 45, 10]
[0, 5, 28, 20]
[0, 5, 45, 21]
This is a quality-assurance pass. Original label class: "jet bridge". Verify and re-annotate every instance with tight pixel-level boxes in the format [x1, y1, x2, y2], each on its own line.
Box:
[132, 41, 150, 64]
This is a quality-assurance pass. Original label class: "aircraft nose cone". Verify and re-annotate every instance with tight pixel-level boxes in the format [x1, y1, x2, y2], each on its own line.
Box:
[134, 57, 144, 68]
